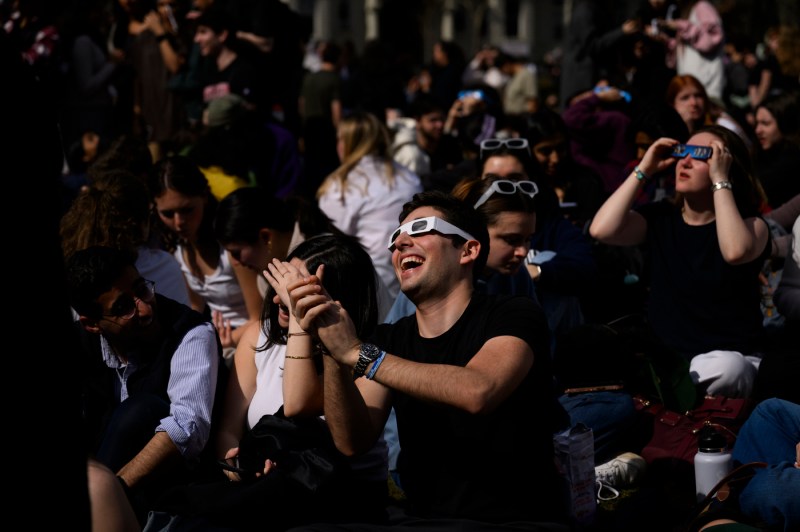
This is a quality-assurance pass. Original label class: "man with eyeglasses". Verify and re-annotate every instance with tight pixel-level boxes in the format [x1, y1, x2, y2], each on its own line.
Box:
[286, 190, 570, 531]
[66, 246, 227, 524]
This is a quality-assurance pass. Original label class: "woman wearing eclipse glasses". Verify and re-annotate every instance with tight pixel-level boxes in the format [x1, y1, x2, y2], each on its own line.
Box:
[590, 125, 771, 402]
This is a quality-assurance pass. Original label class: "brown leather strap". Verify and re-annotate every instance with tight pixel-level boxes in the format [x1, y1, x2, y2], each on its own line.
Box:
[701, 461, 768, 506]
[563, 384, 624, 394]
[687, 461, 769, 531]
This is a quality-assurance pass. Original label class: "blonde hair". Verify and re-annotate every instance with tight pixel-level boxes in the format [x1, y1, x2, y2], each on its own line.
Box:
[316, 112, 396, 201]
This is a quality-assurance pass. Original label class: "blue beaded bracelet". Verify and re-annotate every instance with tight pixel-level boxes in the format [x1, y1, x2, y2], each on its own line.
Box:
[634, 166, 647, 181]
[365, 350, 387, 380]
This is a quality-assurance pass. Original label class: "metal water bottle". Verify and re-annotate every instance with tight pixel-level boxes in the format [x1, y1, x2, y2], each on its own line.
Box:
[694, 425, 732, 502]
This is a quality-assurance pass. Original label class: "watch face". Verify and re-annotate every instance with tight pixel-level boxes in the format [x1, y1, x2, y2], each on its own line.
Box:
[354, 343, 382, 380]
[361, 343, 381, 361]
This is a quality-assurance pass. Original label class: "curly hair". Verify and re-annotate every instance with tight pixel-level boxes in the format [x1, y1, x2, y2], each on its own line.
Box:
[60, 170, 150, 261]
[65, 246, 137, 319]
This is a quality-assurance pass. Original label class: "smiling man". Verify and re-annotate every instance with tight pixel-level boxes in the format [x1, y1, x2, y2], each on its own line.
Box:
[66, 246, 226, 525]
[286, 190, 569, 531]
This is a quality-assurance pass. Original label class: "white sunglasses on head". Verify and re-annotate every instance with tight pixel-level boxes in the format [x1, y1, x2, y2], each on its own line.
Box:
[473, 179, 539, 209]
[387, 216, 476, 251]
[479, 138, 530, 160]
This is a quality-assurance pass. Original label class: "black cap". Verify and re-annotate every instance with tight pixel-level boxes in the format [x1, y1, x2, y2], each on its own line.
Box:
[698, 425, 727, 452]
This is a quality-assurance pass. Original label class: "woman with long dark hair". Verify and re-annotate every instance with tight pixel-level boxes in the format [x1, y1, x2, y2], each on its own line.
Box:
[149, 155, 262, 357]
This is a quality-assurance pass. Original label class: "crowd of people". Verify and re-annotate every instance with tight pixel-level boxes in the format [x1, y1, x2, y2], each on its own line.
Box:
[4, 0, 799, 530]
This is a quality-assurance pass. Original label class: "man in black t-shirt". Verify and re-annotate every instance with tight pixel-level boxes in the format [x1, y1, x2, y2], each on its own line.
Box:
[288, 190, 569, 531]
[193, 5, 266, 118]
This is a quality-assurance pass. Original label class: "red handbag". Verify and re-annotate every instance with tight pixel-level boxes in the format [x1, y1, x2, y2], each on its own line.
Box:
[633, 395, 753, 465]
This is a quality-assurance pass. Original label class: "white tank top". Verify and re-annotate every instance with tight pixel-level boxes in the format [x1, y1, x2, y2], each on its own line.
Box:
[248, 328, 388, 481]
[174, 243, 248, 327]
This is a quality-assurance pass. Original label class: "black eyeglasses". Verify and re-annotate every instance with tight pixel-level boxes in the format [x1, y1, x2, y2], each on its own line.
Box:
[479, 138, 530, 160]
[103, 280, 156, 320]
[671, 144, 712, 160]
[473, 180, 539, 209]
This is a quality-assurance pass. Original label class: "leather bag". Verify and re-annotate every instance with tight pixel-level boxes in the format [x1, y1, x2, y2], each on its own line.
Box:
[633, 394, 752, 465]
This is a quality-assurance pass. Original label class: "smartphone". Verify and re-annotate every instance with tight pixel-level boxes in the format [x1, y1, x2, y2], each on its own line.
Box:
[458, 90, 484, 101]
[163, 4, 178, 33]
[593, 85, 631, 103]
[218, 456, 248, 475]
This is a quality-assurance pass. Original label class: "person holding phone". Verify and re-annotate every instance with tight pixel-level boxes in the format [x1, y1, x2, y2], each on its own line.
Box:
[443, 84, 498, 141]
[590, 124, 771, 401]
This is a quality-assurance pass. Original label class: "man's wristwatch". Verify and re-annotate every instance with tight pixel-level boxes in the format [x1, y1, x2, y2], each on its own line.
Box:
[353, 343, 382, 380]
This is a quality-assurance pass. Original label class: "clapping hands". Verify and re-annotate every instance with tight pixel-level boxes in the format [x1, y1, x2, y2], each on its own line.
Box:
[263, 258, 314, 313]
[284, 268, 359, 363]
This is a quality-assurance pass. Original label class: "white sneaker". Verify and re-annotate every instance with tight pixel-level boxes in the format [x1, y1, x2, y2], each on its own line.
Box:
[594, 452, 646, 488]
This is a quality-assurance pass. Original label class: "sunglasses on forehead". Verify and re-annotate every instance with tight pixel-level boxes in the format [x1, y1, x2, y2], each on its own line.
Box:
[473, 179, 539, 209]
[387, 216, 476, 251]
[479, 138, 530, 160]
[671, 144, 713, 160]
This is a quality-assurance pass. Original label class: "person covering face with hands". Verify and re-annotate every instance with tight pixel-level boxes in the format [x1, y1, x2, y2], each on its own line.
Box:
[590, 125, 770, 402]
[283, 190, 569, 530]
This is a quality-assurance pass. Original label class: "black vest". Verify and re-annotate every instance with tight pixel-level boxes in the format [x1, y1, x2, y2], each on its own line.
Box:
[78, 295, 226, 454]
